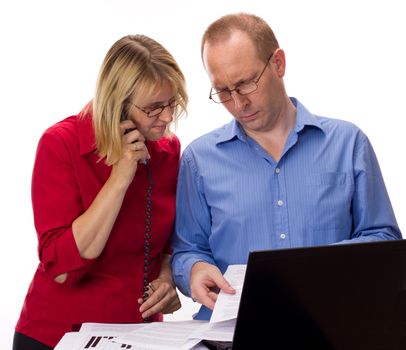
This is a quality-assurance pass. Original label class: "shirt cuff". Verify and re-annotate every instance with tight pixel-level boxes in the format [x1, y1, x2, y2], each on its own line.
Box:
[41, 227, 97, 285]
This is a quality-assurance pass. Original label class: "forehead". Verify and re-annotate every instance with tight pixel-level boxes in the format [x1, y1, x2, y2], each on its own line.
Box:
[203, 31, 262, 88]
[133, 80, 175, 106]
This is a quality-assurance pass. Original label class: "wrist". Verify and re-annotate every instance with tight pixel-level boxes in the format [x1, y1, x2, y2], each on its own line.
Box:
[107, 168, 132, 192]
[191, 260, 209, 274]
[157, 271, 174, 285]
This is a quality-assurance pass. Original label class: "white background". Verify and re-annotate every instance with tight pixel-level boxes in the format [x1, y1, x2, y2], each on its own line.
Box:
[0, 0, 405, 347]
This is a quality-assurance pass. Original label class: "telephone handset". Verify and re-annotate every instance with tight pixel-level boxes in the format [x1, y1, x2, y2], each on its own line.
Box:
[121, 110, 149, 167]
[121, 109, 153, 315]
[121, 110, 136, 135]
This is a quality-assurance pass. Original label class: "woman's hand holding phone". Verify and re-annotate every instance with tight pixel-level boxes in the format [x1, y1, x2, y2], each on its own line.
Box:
[111, 119, 151, 188]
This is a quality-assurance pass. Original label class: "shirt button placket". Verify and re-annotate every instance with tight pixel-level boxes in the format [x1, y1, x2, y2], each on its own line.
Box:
[275, 166, 289, 245]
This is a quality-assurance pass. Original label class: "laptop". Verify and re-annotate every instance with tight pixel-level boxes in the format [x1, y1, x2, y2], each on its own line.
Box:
[228, 239, 406, 350]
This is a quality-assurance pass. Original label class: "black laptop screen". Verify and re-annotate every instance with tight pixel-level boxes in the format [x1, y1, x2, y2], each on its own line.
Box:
[231, 240, 406, 350]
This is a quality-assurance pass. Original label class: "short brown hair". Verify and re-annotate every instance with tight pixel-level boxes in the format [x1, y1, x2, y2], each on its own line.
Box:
[201, 13, 279, 62]
[93, 34, 188, 165]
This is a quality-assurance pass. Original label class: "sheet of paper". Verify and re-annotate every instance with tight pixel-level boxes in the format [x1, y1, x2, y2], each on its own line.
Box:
[55, 320, 223, 350]
[210, 264, 247, 323]
[55, 323, 156, 349]
[189, 344, 210, 350]
[79, 322, 146, 335]
[189, 318, 236, 342]
[54, 332, 135, 350]
[115, 320, 207, 350]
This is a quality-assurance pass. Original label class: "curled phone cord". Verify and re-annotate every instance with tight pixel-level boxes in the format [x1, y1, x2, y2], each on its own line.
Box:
[142, 160, 154, 322]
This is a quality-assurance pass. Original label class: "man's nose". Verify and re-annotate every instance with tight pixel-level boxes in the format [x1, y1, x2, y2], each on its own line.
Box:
[231, 91, 249, 110]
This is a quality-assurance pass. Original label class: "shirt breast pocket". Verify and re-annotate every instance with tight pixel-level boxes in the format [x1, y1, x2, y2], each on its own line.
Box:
[304, 172, 354, 230]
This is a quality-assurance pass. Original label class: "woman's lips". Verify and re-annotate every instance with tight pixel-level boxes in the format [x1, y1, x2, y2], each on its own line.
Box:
[152, 125, 167, 132]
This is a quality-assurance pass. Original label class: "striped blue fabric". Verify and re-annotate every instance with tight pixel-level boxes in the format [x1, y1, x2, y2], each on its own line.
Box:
[171, 98, 401, 320]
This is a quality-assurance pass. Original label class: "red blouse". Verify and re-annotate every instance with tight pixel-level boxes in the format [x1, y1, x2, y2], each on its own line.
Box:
[15, 109, 180, 347]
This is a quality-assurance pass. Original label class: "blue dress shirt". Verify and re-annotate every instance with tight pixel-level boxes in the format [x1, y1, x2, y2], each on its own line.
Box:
[171, 98, 401, 320]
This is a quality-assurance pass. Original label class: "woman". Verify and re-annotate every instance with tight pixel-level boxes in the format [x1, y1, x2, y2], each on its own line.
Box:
[13, 34, 187, 349]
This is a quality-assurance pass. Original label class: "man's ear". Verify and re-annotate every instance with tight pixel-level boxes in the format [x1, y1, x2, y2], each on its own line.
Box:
[273, 48, 286, 78]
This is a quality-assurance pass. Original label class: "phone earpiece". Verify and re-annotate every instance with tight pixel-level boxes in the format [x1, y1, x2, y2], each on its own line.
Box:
[124, 128, 136, 135]
[121, 110, 127, 122]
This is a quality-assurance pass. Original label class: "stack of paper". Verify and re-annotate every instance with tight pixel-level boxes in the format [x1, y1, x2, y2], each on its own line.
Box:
[55, 265, 246, 350]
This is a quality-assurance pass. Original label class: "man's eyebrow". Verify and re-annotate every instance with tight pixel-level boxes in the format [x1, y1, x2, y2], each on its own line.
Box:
[213, 73, 257, 91]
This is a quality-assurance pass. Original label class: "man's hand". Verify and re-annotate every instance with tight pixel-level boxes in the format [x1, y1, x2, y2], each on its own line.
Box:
[190, 261, 236, 310]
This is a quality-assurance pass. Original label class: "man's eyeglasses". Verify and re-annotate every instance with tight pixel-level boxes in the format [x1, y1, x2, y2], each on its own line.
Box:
[209, 53, 274, 104]
[130, 99, 180, 118]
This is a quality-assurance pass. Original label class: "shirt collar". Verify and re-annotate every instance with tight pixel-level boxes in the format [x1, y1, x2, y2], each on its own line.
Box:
[215, 97, 325, 145]
[215, 119, 246, 144]
[76, 105, 177, 156]
[291, 97, 324, 134]
[150, 135, 178, 155]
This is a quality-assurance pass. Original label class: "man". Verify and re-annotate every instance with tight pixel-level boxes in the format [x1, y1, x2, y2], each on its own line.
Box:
[171, 13, 401, 320]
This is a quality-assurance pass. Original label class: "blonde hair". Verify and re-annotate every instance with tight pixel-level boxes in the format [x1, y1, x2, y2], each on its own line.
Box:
[92, 34, 188, 165]
[201, 13, 279, 63]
